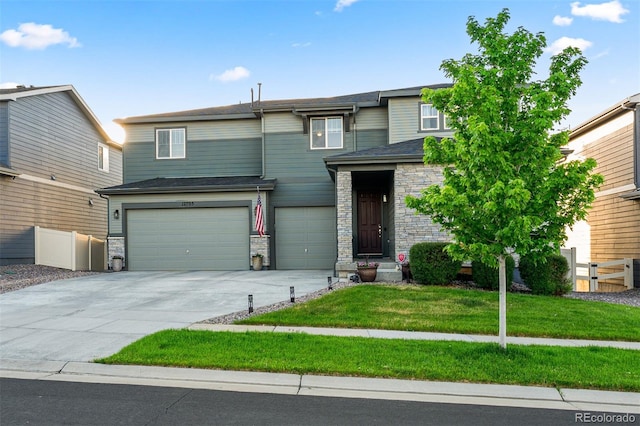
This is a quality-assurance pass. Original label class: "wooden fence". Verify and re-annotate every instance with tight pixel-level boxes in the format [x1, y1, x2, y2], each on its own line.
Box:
[34, 226, 105, 271]
[562, 247, 634, 292]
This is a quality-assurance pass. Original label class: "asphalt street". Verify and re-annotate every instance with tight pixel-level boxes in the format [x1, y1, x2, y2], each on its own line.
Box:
[2, 378, 611, 426]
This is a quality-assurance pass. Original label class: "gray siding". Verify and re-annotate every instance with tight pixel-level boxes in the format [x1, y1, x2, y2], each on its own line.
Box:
[123, 138, 262, 183]
[0, 178, 109, 264]
[388, 97, 453, 143]
[0, 90, 123, 265]
[7, 92, 118, 189]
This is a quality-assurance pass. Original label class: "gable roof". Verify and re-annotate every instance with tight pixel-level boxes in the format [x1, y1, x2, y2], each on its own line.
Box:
[97, 176, 276, 195]
[115, 83, 452, 125]
[0, 85, 118, 147]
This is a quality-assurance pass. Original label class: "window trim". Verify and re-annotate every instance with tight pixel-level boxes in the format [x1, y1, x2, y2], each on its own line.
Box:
[156, 128, 187, 159]
[98, 143, 109, 172]
[309, 117, 344, 150]
[420, 104, 439, 131]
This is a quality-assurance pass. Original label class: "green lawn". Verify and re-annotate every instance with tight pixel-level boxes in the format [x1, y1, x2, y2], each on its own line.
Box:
[98, 330, 640, 392]
[238, 285, 640, 341]
[97, 284, 640, 392]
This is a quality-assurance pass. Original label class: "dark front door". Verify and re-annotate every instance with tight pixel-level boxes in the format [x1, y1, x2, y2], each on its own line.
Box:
[357, 191, 382, 255]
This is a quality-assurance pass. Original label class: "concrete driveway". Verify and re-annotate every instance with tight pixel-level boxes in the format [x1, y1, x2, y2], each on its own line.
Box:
[0, 270, 332, 363]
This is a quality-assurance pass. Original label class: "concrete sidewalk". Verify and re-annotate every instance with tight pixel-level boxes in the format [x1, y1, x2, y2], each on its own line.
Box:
[189, 324, 640, 350]
[1, 359, 638, 414]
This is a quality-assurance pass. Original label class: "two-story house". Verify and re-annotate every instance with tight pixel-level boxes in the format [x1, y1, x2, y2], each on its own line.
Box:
[97, 84, 454, 275]
[562, 93, 640, 290]
[0, 85, 123, 266]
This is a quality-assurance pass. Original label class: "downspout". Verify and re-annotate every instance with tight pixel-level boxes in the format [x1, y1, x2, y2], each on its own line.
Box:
[260, 108, 266, 178]
[621, 100, 639, 189]
[352, 105, 357, 152]
[98, 193, 110, 236]
[327, 166, 338, 277]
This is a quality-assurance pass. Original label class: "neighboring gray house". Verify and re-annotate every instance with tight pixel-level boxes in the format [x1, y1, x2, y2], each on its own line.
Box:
[0, 85, 123, 265]
[97, 85, 453, 276]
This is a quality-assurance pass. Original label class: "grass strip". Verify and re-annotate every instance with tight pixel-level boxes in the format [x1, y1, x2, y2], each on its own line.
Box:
[237, 285, 640, 342]
[97, 330, 640, 392]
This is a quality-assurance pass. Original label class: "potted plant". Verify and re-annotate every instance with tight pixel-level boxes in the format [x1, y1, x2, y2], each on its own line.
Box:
[356, 257, 379, 282]
[251, 253, 264, 271]
[111, 255, 123, 272]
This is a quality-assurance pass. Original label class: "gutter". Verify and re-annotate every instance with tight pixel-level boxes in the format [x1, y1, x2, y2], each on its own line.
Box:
[570, 93, 640, 139]
[96, 182, 277, 196]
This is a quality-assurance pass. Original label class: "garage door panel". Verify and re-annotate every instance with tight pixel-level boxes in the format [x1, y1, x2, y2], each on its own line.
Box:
[127, 208, 249, 271]
[276, 207, 335, 270]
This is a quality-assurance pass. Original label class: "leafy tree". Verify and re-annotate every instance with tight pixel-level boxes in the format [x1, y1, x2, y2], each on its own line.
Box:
[406, 9, 603, 348]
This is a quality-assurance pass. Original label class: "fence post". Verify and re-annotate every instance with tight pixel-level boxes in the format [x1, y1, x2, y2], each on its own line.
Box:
[34, 226, 40, 265]
[71, 231, 77, 271]
[570, 247, 577, 291]
[624, 259, 633, 290]
[589, 263, 598, 292]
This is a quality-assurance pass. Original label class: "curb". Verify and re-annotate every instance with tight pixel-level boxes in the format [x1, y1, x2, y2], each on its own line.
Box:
[1, 359, 638, 414]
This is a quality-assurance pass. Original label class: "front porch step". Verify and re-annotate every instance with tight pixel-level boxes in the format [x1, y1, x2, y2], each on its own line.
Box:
[368, 261, 402, 282]
[375, 267, 402, 282]
[337, 260, 403, 282]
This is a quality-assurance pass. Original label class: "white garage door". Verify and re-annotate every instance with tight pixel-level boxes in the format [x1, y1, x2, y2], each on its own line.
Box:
[275, 207, 336, 269]
[127, 207, 249, 271]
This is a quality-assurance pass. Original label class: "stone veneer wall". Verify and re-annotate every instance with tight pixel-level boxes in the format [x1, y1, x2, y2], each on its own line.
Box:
[394, 163, 450, 261]
[250, 235, 270, 268]
[107, 236, 125, 269]
[336, 170, 353, 263]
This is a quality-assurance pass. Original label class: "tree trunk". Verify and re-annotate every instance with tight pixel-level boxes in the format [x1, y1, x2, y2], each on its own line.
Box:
[499, 254, 507, 349]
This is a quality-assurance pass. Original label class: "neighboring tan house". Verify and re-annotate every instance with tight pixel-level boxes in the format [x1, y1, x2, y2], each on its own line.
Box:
[97, 84, 454, 276]
[0, 85, 123, 266]
[562, 93, 640, 290]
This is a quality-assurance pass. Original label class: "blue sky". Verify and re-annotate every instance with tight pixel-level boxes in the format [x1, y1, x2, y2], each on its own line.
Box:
[1, 0, 638, 143]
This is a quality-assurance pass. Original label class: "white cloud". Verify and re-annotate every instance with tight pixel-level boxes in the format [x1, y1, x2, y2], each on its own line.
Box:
[570, 0, 630, 23]
[334, 0, 359, 12]
[0, 82, 21, 89]
[0, 22, 80, 50]
[553, 15, 574, 26]
[545, 36, 593, 55]
[591, 49, 610, 59]
[292, 42, 311, 48]
[211, 66, 251, 83]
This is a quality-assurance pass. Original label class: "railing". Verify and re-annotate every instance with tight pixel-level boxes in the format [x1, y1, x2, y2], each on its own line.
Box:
[34, 226, 105, 271]
[563, 247, 634, 292]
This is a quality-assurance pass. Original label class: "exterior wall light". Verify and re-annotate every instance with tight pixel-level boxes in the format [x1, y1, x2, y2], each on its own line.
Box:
[114, 209, 120, 219]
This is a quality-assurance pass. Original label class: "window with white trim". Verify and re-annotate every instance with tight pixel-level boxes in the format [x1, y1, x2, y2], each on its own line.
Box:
[310, 117, 343, 149]
[420, 104, 439, 130]
[98, 143, 109, 172]
[443, 115, 451, 130]
[156, 128, 186, 159]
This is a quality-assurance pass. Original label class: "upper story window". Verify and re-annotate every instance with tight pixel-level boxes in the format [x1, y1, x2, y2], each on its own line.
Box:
[310, 117, 343, 149]
[156, 128, 186, 159]
[443, 115, 452, 130]
[420, 104, 439, 130]
[98, 143, 109, 172]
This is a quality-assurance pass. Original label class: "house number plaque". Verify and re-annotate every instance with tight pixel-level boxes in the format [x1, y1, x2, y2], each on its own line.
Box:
[181, 201, 195, 207]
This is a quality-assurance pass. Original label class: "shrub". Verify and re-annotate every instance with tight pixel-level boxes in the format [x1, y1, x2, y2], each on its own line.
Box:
[409, 242, 462, 285]
[519, 253, 572, 296]
[472, 256, 515, 290]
